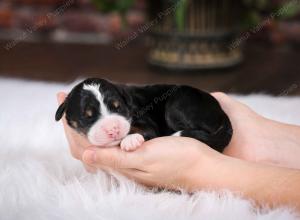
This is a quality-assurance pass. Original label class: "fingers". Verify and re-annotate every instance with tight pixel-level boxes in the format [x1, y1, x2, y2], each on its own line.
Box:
[211, 92, 234, 107]
[56, 92, 67, 105]
[69, 143, 85, 160]
[211, 92, 240, 115]
[120, 169, 154, 187]
[211, 92, 227, 100]
[56, 92, 74, 137]
[83, 163, 98, 173]
[82, 147, 144, 170]
[211, 92, 254, 116]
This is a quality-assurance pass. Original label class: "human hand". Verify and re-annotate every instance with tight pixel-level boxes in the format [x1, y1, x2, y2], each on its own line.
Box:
[211, 92, 300, 169]
[211, 92, 265, 159]
[81, 136, 223, 191]
[57, 91, 300, 210]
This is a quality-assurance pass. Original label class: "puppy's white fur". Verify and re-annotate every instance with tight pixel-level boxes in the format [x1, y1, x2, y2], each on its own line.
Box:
[83, 83, 109, 116]
[172, 131, 182, 137]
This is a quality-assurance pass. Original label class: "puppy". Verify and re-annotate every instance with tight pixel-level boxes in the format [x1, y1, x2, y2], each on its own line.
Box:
[55, 78, 233, 152]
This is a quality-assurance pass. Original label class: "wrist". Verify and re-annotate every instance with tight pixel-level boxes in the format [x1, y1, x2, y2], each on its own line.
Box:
[263, 119, 300, 168]
[186, 147, 231, 191]
[187, 150, 256, 193]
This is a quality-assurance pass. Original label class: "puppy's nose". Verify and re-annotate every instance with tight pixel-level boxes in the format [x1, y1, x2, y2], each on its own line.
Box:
[105, 124, 120, 139]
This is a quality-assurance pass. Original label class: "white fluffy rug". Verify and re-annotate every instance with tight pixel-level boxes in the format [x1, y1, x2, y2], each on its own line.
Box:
[0, 78, 300, 220]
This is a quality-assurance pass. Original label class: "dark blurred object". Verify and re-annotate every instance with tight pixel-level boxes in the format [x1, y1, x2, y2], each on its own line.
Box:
[278, 21, 300, 43]
[241, 0, 300, 28]
[254, 19, 300, 45]
[15, 6, 59, 32]
[241, 0, 300, 45]
[61, 11, 105, 33]
[1, 40, 299, 96]
[0, 2, 13, 28]
[91, 0, 134, 13]
[147, 0, 242, 70]
[0, 0, 146, 43]
[90, 0, 135, 32]
[14, 0, 65, 5]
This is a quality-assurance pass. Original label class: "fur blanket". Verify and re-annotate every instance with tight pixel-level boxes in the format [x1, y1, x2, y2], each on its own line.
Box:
[0, 78, 299, 220]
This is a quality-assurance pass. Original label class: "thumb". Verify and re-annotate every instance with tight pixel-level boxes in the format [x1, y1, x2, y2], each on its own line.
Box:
[82, 147, 143, 170]
[211, 92, 252, 116]
[211, 92, 241, 115]
[211, 92, 234, 107]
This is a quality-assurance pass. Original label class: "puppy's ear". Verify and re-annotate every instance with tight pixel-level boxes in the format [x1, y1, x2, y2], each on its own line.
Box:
[55, 101, 67, 121]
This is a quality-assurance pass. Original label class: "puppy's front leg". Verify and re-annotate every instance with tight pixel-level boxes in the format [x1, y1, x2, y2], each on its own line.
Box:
[120, 133, 145, 151]
[120, 118, 158, 151]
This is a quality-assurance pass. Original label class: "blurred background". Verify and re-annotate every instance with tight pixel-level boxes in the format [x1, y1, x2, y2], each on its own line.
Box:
[0, 0, 299, 95]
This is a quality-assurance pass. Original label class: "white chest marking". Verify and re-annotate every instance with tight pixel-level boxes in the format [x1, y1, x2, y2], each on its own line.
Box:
[172, 131, 182, 137]
[83, 83, 110, 117]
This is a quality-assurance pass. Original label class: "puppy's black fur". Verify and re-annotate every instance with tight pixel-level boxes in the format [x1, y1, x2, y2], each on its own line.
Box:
[56, 78, 233, 152]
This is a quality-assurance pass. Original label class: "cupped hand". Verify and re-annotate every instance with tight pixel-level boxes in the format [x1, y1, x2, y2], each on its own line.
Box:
[57, 91, 300, 208]
[211, 92, 265, 160]
[81, 136, 222, 191]
[212, 92, 300, 169]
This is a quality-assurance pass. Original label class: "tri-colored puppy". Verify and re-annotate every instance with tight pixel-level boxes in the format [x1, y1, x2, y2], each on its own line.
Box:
[55, 78, 233, 152]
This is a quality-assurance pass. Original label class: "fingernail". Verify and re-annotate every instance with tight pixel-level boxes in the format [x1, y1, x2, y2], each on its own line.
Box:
[83, 149, 96, 164]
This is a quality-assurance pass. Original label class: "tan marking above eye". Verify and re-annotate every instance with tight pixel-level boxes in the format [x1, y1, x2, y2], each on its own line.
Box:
[112, 100, 120, 108]
[70, 121, 78, 128]
[85, 109, 93, 117]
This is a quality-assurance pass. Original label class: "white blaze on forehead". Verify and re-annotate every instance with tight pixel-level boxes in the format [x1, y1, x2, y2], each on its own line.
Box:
[83, 83, 109, 116]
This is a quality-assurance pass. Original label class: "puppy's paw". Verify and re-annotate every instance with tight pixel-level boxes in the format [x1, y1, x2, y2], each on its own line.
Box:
[120, 133, 145, 151]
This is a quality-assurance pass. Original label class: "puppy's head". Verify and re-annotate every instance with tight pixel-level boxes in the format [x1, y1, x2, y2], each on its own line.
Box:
[56, 78, 132, 147]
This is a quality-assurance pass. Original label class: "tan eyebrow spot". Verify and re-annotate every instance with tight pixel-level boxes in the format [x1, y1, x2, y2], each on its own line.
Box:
[70, 121, 78, 128]
[85, 109, 93, 117]
[112, 100, 120, 108]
